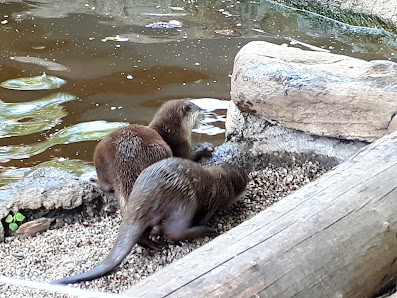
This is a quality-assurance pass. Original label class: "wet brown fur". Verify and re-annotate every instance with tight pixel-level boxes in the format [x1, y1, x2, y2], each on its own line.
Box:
[93, 99, 204, 213]
[51, 157, 248, 285]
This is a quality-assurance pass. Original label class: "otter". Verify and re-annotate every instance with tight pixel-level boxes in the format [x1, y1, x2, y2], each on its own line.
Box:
[94, 99, 210, 213]
[51, 157, 248, 285]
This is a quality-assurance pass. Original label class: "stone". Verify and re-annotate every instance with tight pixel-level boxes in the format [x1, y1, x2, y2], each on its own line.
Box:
[230, 41, 397, 142]
[15, 218, 54, 238]
[215, 101, 366, 170]
[0, 167, 107, 242]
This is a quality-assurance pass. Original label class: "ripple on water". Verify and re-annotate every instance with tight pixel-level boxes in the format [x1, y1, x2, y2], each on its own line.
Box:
[0, 158, 95, 187]
[0, 121, 128, 163]
[0, 93, 76, 138]
[1, 74, 66, 90]
[190, 98, 229, 136]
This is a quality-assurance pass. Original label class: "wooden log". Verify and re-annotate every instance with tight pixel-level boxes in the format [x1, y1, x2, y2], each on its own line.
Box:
[124, 132, 397, 298]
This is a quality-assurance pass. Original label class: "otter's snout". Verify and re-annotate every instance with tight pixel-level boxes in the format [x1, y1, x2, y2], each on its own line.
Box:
[190, 106, 205, 129]
[195, 110, 206, 128]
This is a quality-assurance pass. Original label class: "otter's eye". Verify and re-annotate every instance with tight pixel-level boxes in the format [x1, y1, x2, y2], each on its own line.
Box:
[183, 104, 192, 114]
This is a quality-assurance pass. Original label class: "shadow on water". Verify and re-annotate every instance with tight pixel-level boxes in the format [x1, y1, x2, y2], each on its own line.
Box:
[0, 0, 396, 186]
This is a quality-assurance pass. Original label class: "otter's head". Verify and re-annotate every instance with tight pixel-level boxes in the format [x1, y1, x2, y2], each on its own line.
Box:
[183, 100, 205, 131]
[222, 163, 249, 206]
[149, 99, 204, 133]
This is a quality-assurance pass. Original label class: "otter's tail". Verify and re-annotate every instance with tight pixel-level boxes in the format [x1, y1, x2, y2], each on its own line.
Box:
[51, 220, 143, 285]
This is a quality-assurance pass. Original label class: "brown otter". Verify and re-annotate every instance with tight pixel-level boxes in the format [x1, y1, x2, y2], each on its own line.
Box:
[51, 157, 248, 285]
[94, 99, 209, 213]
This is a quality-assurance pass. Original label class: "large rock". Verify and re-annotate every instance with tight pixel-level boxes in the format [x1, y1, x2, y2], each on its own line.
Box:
[0, 167, 106, 242]
[230, 41, 397, 142]
[221, 101, 367, 170]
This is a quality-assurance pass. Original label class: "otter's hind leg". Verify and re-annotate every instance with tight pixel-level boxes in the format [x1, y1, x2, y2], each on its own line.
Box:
[164, 210, 216, 241]
[137, 229, 166, 250]
[167, 226, 217, 241]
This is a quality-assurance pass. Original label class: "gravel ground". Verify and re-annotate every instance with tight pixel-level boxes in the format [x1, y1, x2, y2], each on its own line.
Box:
[0, 161, 330, 297]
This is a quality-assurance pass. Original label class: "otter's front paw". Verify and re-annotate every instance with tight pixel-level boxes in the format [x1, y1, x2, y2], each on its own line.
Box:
[192, 142, 214, 161]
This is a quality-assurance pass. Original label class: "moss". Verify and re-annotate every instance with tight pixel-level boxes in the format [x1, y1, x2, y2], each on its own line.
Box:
[270, 0, 397, 34]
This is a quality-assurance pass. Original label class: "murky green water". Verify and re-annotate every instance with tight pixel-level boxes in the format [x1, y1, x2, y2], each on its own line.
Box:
[0, 0, 396, 186]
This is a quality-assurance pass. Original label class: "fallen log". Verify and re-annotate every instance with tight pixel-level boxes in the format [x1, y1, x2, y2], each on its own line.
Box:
[124, 131, 397, 298]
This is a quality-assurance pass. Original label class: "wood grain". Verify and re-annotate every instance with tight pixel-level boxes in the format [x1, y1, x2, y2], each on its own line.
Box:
[124, 132, 397, 298]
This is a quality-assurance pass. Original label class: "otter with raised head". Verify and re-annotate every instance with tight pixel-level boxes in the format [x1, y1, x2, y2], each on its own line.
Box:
[51, 157, 248, 285]
[94, 99, 209, 213]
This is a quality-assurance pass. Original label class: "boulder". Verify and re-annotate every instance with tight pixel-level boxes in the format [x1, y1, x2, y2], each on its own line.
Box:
[229, 41, 397, 142]
[0, 167, 107, 242]
[219, 101, 367, 170]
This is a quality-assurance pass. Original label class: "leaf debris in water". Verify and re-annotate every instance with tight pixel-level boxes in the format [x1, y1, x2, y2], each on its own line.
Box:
[101, 35, 129, 42]
[146, 20, 182, 29]
[170, 7, 185, 11]
[215, 29, 235, 36]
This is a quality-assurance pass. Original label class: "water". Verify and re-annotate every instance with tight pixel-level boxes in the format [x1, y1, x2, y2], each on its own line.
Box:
[0, 0, 396, 186]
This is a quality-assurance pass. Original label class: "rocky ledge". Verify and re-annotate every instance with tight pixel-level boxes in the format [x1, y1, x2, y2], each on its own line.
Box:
[0, 167, 111, 243]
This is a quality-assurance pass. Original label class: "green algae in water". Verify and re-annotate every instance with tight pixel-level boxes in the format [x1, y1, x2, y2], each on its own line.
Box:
[1, 74, 66, 90]
[0, 93, 76, 138]
[274, 0, 397, 34]
[0, 120, 128, 162]
[0, 158, 95, 187]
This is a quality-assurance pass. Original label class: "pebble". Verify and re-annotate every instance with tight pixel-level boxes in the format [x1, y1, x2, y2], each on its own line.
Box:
[0, 161, 330, 297]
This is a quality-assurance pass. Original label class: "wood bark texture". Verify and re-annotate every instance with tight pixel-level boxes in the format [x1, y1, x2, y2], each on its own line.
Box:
[124, 132, 397, 298]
